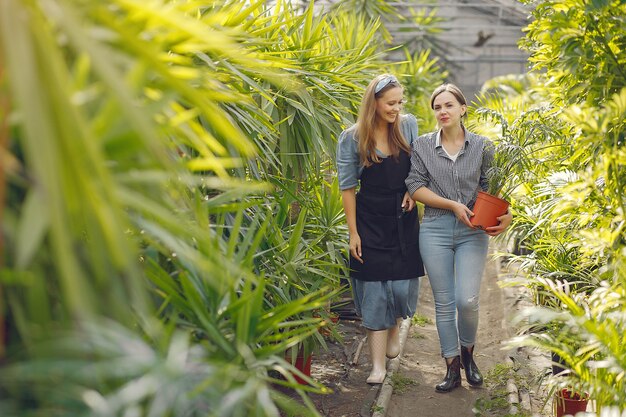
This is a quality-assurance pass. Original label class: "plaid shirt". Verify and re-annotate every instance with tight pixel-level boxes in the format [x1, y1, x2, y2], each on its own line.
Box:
[405, 129, 494, 219]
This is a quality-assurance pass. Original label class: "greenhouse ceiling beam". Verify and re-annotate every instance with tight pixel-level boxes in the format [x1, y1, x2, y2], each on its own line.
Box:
[446, 56, 528, 63]
[387, 23, 526, 31]
[386, 1, 529, 13]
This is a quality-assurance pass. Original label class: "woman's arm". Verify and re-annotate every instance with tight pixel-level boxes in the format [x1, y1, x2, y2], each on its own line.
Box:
[411, 187, 474, 228]
[341, 188, 363, 263]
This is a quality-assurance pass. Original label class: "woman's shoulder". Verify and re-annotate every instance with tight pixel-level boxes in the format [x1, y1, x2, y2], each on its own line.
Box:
[400, 113, 418, 131]
[339, 124, 358, 143]
[465, 129, 489, 141]
[465, 130, 493, 148]
[337, 125, 359, 156]
[409, 131, 437, 153]
[400, 113, 417, 125]
[417, 131, 437, 142]
[399, 114, 418, 144]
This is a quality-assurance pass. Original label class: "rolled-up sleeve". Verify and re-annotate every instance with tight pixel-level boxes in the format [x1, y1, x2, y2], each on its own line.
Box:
[405, 138, 430, 196]
[337, 130, 360, 190]
[480, 139, 495, 192]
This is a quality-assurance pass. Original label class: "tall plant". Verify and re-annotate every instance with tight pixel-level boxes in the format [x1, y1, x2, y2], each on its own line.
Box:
[485, 0, 626, 411]
[0, 0, 350, 415]
[521, 0, 626, 105]
[0, 0, 451, 415]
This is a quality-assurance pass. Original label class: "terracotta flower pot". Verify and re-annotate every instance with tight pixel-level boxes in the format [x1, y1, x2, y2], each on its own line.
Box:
[471, 191, 510, 229]
[285, 348, 312, 385]
[554, 388, 589, 417]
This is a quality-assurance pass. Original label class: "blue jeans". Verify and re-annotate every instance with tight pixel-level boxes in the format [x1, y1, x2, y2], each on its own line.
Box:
[419, 213, 489, 358]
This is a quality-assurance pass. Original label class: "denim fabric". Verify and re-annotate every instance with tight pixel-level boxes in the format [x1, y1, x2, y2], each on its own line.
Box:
[419, 213, 489, 358]
[336, 114, 419, 191]
[351, 277, 420, 330]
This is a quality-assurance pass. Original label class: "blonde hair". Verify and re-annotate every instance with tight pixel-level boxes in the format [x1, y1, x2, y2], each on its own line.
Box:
[356, 74, 410, 167]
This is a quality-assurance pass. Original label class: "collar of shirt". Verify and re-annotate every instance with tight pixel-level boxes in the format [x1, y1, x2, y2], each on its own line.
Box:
[434, 128, 470, 148]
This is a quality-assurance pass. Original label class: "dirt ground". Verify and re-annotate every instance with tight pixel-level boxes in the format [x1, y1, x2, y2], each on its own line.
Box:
[385, 253, 511, 417]
[286, 249, 555, 417]
[304, 313, 376, 416]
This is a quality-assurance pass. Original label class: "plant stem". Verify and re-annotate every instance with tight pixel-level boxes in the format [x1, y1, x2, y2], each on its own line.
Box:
[0, 48, 8, 359]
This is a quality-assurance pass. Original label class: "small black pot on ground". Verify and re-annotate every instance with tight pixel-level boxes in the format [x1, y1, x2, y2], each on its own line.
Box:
[552, 352, 567, 376]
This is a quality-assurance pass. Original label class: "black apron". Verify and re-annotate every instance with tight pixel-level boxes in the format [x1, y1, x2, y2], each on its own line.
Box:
[350, 150, 424, 281]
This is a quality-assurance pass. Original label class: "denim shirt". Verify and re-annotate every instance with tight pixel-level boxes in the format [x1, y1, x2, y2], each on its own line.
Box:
[336, 114, 419, 191]
[405, 129, 494, 219]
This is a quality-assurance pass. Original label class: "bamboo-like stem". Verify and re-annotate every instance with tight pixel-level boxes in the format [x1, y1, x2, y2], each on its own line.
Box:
[0, 45, 8, 359]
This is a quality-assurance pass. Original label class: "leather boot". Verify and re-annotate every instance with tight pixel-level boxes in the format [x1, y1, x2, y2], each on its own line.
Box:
[435, 355, 461, 392]
[461, 345, 483, 386]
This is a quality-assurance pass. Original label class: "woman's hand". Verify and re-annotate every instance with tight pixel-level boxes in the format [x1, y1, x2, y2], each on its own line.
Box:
[349, 233, 363, 264]
[451, 201, 475, 228]
[402, 192, 415, 212]
[485, 211, 512, 236]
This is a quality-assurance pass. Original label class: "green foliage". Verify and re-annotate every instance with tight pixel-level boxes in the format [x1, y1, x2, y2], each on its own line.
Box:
[0, 0, 450, 415]
[410, 313, 433, 327]
[467, 105, 539, 199]
[473, 364, 527, 417]
[217, 1, 386, 181]
[521, 0, 626, 105]
[330, 0, 403, 43]
[479, 0, 626, 411]
[468, 76, 569, 200]
[390, 373, 418, 394]
[513, 260, 626, 409]
[0, 321, 323, 417]
[0, 0, 346, 415]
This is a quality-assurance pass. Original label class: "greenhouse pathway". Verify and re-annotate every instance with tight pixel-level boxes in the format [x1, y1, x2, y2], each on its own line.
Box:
[378, 251, 507, 416]
[376, 250, 550, 417]
[304, 248, 552, 417]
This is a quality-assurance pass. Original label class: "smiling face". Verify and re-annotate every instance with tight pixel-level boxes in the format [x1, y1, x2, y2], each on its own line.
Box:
[432, 91, 467, 128]
[375, 86, 404, 124]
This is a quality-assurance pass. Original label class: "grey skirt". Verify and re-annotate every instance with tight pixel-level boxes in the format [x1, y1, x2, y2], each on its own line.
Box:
[351, 277, 420, 330]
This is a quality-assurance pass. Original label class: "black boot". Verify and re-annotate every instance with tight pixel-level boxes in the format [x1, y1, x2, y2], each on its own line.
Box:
[435, 356, 462, 392]
[461, 345, 483, 386]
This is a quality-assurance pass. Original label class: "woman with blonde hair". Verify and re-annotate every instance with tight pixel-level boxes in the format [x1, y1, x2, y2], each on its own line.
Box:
[337, 74, 425, 384]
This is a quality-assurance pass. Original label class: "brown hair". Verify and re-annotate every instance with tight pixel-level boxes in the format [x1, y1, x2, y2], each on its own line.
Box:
[430, 83, 468, 122]
[356, 74, 410, 167]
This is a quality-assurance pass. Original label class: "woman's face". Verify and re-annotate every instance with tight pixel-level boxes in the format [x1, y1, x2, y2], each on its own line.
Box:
[432, 91, 466, 128]
[375, 86, 403, 124]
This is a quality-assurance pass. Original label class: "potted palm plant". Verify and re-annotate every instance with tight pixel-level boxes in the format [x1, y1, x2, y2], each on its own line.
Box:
[554, 388, 589, 417]
[468, 106, 542, 229]
[285, 327, 325, 385]
[470, 140, 512, 229]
